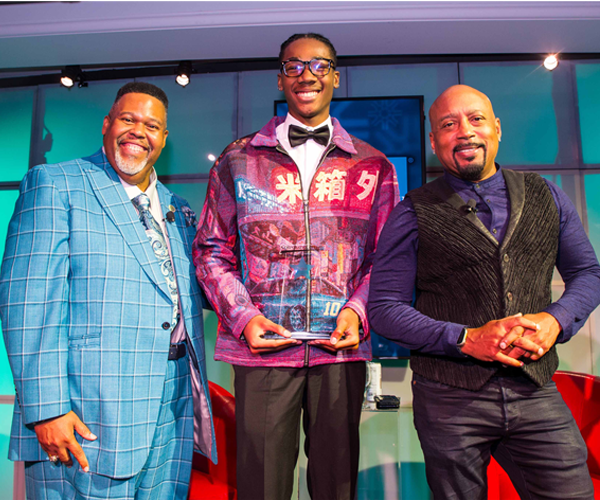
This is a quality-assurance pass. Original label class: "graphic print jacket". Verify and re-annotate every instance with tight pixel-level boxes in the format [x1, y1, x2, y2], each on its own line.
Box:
[193, 116, 399, 367]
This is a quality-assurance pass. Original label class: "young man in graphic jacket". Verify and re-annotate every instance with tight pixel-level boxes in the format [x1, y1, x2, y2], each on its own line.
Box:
[194, 33, 398, 500]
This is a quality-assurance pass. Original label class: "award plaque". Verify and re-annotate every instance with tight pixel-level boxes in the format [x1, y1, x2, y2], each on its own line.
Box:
[251, 246, 344, 341]
[262, 330, 331, 341]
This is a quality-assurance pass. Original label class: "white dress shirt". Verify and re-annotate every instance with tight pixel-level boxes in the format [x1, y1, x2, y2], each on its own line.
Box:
[276, 113, 333, 199]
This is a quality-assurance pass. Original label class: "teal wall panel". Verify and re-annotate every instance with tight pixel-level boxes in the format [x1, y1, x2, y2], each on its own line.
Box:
[0, 190, 21, 395]
[0, 191, 20, 495]
[239, 70, 284, 137]
[42, 81, 128, 165]
[461, 63, 560, 166]
[576, 63, 600, 165]
[0, 404, 14, 498]
[0, 88, 34, 181]
[585, 173, 600, 257]
[144, 74, 238, 176]
[0, 344, 15, 396]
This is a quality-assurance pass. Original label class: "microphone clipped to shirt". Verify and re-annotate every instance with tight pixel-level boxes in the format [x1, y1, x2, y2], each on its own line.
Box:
[165, 204, 176, 223]
[464, 199, 478, 215]
[164, 203, 176, 223]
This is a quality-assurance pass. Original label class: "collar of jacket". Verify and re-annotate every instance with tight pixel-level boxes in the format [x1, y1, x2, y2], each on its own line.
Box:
[249, 115, 358, 155]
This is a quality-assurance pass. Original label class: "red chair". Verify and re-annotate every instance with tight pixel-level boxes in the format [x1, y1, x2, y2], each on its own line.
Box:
[487, 370, 600, 499]
[188, 381, 237, 500]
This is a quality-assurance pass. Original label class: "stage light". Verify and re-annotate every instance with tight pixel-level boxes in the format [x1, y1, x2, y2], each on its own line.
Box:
[60, 75, 74, 88]
[544, 54, 559, 71]
[60, 68, 76, 88]
[60, 66, 87, 88]
[176, 61, 192, 87]
[207, 154, 216, 162]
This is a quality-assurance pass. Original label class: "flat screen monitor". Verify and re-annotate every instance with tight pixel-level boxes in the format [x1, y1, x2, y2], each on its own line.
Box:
[275, 96, 426, 358]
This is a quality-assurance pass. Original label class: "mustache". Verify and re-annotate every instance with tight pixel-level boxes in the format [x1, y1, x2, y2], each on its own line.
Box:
[453, 142, 484, 153]
[118, 138, 150, 151]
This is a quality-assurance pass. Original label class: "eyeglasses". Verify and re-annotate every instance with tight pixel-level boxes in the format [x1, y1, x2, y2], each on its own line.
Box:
[280, 58, 335, 78]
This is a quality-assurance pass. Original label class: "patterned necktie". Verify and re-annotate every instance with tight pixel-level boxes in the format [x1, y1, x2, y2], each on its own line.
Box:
[132, 193, 179, 331]
[288, 124, 330, 147]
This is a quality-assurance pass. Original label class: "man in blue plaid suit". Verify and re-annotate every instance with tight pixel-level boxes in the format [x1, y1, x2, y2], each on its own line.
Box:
[0, 82, 216, 499]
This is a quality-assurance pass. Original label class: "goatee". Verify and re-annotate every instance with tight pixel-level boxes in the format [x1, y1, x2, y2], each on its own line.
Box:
[458, 163, 485, 182]
[115, 148, 148, 176]
[454, 144, 486, 182]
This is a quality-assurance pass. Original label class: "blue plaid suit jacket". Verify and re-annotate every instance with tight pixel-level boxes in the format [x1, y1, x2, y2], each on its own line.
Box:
[0, 149, 216, 478]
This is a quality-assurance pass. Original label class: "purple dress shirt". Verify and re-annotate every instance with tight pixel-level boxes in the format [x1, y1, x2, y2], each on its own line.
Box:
[368, 166, 600, 358]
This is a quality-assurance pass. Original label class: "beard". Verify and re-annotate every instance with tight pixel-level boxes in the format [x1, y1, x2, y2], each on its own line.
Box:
[453, 144, 487, 182]
[114, 147, 149, 176]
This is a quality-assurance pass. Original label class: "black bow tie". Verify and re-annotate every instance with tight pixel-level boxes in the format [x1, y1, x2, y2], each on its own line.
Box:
[288, 124, 330, 148]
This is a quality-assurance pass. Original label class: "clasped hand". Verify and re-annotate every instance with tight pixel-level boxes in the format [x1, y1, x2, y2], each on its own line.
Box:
[461, 312, 561, 367]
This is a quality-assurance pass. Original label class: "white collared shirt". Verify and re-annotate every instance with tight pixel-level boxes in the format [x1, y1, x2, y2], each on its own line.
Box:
[276, 113, 333, 199]
[119, 169, 167, 234]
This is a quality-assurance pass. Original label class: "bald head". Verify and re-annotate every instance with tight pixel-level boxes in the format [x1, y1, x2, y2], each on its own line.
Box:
[429, 85, 494, 124]
[429, 85, 502, 182]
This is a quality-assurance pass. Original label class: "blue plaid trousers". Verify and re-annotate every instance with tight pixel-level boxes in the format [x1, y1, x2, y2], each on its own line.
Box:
[24, 351, 194, 500]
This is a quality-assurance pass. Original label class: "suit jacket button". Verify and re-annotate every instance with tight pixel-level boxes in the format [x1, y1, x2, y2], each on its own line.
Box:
[162, 322, 170, 330]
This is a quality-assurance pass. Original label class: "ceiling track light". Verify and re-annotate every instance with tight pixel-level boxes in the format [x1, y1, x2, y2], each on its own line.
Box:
[60, 65, 87, 88]
[175, 61, 193, 87]
[543, 54, 559, 71]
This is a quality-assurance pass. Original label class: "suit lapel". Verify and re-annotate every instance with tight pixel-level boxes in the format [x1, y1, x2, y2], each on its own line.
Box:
[83, 151, 170, 298]
[156, 183, 194, 319]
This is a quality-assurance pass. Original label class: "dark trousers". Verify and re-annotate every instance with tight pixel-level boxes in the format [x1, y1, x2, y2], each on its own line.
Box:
[412, 373, 594, 500]
[234, 362, 366, 500]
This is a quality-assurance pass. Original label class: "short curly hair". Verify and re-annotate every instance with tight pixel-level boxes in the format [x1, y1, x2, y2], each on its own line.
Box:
[111, 82, 169, 114]
[278, 33, 337, 68]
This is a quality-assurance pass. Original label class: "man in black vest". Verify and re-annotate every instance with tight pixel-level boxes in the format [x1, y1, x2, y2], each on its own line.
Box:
[368, 84, 600, 499]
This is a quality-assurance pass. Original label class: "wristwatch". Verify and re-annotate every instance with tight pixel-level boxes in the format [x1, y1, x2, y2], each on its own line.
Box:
[457, 327, 469, 349]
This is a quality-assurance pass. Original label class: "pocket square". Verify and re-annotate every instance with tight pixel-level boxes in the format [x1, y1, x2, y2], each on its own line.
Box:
[181, 206, 197, 228]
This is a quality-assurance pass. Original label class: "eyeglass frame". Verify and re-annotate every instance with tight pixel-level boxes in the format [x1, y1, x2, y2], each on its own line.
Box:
[280, 58, 336, 78]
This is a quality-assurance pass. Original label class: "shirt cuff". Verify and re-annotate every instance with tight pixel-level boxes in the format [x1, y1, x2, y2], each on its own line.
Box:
[544, 302, 573, 343]
[445, 323, 470, 358]
[343, 301, 367, 338]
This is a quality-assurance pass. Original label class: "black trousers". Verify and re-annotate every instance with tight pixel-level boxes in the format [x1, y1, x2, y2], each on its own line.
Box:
[234, 361, 366, 500]
[412, 373, 594, 500]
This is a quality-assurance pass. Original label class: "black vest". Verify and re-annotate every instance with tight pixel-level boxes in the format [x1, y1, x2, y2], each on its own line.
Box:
[406, 169, 560, 390]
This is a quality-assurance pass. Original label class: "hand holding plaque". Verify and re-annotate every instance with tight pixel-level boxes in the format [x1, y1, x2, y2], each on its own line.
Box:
[243, 315, 300, 354]
[262, 330, 331, 341]
[308, 307, 360, 352]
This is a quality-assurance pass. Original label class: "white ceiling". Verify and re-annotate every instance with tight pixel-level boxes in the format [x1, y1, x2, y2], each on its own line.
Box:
[1, 1, 600, 71]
